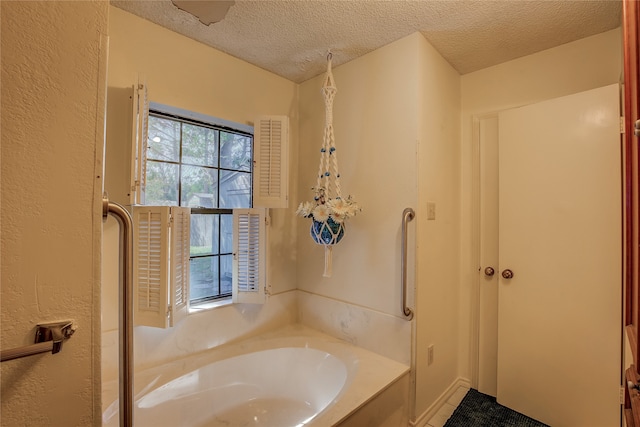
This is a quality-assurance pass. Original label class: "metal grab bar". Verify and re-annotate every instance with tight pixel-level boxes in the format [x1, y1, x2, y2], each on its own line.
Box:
[2, 342, 56, 362]
[103, 196, 133, 427]
[401, 208, 415, 320]
[1, 321, 76, 362]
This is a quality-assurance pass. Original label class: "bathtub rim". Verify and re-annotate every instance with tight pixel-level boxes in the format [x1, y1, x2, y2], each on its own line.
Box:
[102, 323, 410, 426]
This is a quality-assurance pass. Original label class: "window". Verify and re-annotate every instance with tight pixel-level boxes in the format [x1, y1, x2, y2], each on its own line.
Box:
[129, 84, 288, 323]
[145, 111, 253, 303]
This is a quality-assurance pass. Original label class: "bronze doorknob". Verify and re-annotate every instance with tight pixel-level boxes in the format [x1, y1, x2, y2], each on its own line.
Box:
[502, 269, 514, 279]
[484, 267, 495, 277]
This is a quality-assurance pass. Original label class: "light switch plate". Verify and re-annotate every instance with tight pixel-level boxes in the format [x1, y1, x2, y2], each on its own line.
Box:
[427, 202, 436, 220]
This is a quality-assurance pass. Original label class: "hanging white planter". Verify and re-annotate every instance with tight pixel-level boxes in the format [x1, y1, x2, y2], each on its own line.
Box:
[296, 53, 360, 277]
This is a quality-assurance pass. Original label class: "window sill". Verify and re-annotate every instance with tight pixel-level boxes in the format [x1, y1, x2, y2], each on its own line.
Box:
[189, 297, 232, 313]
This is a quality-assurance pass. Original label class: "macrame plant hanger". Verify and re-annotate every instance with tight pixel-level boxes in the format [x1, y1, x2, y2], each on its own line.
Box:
[297, 51, 359, 277]
[313, 52, 344, 277]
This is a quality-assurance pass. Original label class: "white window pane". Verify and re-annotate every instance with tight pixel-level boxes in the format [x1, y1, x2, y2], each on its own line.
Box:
[219, 170, 251, 208]
[181, 165, 218, 208]
[148, 116, 180, 162]
[220, 132, 251, 171]
[190, 256, 219, 300]
[190, 214, 218, 256]
[145, 161, 179, 206]
[182, 123, 218, 167]
[220, 254, 232, 295]
[220, 214, 233, 254]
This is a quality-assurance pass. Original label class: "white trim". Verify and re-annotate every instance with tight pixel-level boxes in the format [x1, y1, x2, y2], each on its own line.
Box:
[149, 101, 253, 135]
[469, 111, 499, 391]
[130, 77, 149, 205]
[410, 377, 471, 427]
[469, 114, 481, 390]
[188, 297, 233, 313]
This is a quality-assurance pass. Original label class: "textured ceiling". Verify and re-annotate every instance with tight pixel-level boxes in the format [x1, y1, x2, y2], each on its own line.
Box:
[111, 0, 622, 83]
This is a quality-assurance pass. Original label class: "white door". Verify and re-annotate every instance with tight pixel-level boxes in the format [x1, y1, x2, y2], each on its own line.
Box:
[495, 84, 621, 426]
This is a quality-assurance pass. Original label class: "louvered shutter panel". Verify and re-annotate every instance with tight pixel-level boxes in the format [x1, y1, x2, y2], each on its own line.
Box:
[133, 206, 191, 328]
[169, 207, 190, 326]
[253, 116, 289, 208]
[133, 206, 169, 328]
[232, 208, 266, 304]
[130, 78, 149, 205]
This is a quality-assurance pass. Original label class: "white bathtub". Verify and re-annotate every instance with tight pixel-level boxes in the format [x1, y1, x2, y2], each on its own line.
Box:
[102, 324, 409, 427]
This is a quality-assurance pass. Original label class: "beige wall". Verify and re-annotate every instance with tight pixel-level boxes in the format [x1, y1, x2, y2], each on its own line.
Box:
[458, 28, 622, 383]
[297, 33, 420, 314]
[1, 2, 108, 425]
[297, 32, 462, 421]
[103, 6, 300, 374]
[415, 34, 462, 418]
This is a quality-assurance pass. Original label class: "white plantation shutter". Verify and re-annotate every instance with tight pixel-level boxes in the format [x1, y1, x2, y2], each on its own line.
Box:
[133, 206, 190, 328]
[169, 207, 190, 326]
[253, 116, 289, 208]
[130, 77, 149, 205]
[133, 206, 167, 328]
[233, 208, 266, 304]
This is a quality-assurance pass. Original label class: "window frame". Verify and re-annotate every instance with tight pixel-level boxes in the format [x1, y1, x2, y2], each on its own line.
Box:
[146, 109, 254, 208]
[145, 107, 254, 304]
[188, 207, 234, 304]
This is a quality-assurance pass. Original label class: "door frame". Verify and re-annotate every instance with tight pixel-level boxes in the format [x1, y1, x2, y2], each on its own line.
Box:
[469, 111, 500, 391]
[623, 0, 640, 370]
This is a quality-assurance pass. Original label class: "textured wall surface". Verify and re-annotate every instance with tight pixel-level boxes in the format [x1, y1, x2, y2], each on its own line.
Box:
[1, 2, 108, 425]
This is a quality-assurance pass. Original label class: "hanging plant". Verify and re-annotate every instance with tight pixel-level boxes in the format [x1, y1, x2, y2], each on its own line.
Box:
[296, 188, 359, 245]
[296, 52, 361, 277]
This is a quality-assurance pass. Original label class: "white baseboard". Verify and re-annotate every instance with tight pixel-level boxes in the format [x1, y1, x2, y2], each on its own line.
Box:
[410, 377, 471, 427]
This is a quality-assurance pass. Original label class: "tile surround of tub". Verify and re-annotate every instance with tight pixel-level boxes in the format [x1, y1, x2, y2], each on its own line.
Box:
[336, 373, 410, 427]
[297, 290, 412, 365]
[101, 290, 298, 381]
[103, 289, 411, 381]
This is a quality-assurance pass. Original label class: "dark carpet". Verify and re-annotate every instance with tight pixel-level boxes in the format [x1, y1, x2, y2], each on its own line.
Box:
[444, 389, 550, 427]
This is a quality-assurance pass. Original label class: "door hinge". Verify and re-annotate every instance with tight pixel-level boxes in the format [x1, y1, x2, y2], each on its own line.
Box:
[620, 117, 625, 134]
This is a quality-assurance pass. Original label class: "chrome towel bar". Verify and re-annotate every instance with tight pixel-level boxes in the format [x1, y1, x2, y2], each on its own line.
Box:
[401, 208, 415, 320]
[1, 321, 76, 362]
